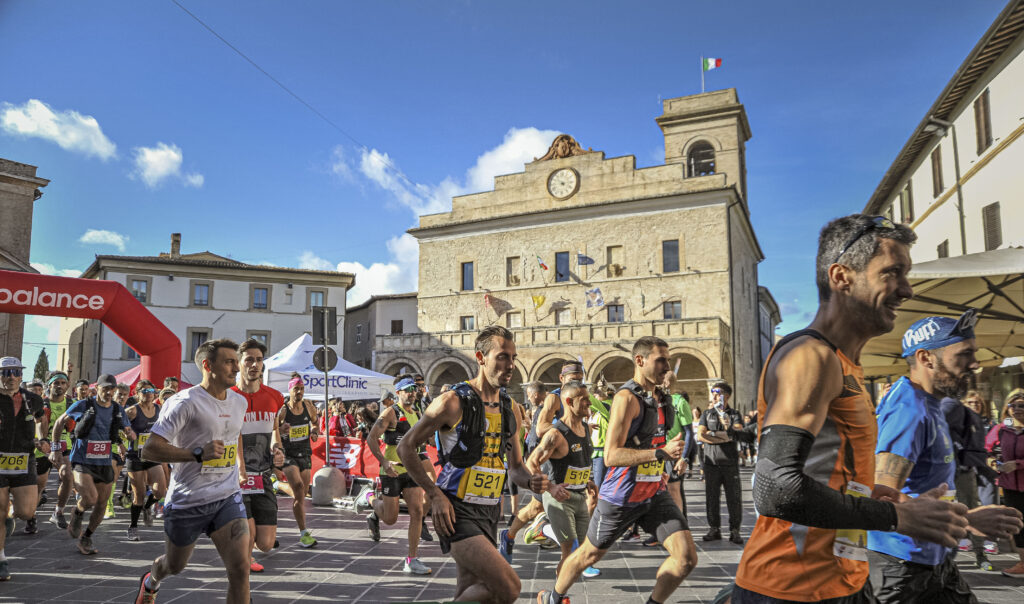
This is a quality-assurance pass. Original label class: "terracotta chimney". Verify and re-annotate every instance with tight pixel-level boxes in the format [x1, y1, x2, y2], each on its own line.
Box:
[171, 233, 181, 258]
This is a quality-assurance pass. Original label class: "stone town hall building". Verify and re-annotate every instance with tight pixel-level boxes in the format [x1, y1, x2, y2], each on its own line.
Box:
[372, 90, 778, 410]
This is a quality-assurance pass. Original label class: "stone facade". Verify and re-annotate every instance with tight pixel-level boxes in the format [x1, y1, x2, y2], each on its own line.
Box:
[0, 158, 49, 357]
[376, 90, 771, 412]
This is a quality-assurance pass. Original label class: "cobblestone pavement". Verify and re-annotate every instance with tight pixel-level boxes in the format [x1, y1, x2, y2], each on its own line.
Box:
[1, 468, 1022, 603]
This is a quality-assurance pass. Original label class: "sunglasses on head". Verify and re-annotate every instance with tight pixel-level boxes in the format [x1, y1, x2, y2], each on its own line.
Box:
[832, 216, 897, 265]
[1, 368, 23, 378]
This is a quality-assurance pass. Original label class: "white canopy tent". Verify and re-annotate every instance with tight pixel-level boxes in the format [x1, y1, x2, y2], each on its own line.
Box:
[861, 247, 1024, 378]
[263, 333, 393, 401]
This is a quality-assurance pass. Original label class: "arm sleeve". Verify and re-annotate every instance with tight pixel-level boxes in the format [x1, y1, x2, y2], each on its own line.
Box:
[682, 423, 695, 458]
[753, 424, 899, 531]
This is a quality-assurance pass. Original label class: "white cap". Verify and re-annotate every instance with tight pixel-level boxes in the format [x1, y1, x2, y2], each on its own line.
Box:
[0, 356, 25, 369]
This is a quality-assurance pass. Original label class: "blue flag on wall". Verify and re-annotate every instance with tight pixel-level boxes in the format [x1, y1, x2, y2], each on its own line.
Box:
[577, 252, 595, 266]
[585, 287, 604, 308]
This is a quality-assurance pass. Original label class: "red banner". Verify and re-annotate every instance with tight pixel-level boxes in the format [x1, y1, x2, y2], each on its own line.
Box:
[311, 435, 438, 480]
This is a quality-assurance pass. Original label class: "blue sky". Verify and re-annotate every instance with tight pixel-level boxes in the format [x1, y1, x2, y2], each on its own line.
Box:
[2, 0, 1007, 368]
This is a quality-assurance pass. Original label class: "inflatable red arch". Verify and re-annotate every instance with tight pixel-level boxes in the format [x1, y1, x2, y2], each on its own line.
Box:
[0, 269, 180, 384]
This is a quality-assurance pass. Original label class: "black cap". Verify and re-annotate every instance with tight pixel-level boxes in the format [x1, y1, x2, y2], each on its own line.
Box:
[96, 374, 117, 388]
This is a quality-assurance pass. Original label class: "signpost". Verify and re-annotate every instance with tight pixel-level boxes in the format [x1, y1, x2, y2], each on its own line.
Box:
[309, 305, 346, 504]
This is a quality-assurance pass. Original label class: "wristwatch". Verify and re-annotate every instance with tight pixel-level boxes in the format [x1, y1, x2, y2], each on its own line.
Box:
[708, 430, 716, 437]
[192, 446, 205, 464]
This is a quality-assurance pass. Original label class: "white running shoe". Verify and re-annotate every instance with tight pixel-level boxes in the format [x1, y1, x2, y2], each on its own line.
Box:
[403, 557, 431, 575]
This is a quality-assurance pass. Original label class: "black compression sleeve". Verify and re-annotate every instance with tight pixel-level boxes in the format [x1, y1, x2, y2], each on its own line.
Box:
[754, 424, 898, 531]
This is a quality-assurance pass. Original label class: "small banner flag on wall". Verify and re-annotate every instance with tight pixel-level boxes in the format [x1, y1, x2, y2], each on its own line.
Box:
[585, 287, 605, 308]
[577, 252, 595, 266]
[532, 294, 546, 309]
[483, 293, 491, 309]
[537, 256, 549, 271]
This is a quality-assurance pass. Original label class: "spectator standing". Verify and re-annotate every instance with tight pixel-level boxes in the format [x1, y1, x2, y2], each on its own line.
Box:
[990, 388, 1024, 578]
[696, 381, 747, 544]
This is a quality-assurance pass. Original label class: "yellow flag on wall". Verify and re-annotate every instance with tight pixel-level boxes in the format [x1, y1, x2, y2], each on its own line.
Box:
[531, 295, 546, 309]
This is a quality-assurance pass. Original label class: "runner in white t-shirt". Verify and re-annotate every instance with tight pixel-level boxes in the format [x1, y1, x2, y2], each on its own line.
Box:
[133, 339, 249, 604]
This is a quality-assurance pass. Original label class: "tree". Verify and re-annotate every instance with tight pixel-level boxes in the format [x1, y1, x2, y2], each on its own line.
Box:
[33, 349, 49, 381]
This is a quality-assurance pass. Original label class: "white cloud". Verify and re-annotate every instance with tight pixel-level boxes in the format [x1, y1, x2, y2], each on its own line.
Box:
[29, 316, 60, 344]
[300, 233, 418, 306]
[79, 229, 128, 251]
[31, 262, 81, 277]
[132, 142, 204, 188]
[345, 126, 561, 217]
[1, 99, 117, 160]
[330, 145, 355, 182]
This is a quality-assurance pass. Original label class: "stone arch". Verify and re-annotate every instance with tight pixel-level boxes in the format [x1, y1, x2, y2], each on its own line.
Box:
[668, 347, 716, 410]
[530, 352, 577, 389]
[506, 359, 529, 402]
[681, 134, 723, 154]
[379, 357, 422, 378]
[588, 350, 634, 388]
[425, 356, 475, 394]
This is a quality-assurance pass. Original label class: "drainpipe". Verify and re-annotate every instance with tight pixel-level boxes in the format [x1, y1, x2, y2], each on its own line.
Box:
[928, 117, 967, 255]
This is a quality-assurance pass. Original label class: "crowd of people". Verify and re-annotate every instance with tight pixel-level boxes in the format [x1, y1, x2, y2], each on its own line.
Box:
[1, 213, 1024, 603]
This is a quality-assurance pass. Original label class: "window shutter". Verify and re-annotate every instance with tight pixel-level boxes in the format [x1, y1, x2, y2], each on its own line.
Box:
[982, 202, 1002, 251]
[930, 148, 943, 198]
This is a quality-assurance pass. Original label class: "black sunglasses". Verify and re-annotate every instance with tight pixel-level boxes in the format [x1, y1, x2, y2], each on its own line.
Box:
[1, 368, 23, 378]
[832, 216, 896, 265]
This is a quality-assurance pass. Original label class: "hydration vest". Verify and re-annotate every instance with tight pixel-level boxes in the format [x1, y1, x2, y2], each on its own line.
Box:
[618, 379, 674, 449]
[73, 397, 125, 442]
[440, 382, 516, 469]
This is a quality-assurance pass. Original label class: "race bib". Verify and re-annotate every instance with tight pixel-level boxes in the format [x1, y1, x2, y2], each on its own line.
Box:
[86, 440, 111, 460]
[137, 433, 150, 449]
[0, 452, 30, 475]
[201, 444, 238, 475]
[241, 474, 265, 495]
[564, 465, 591, 490]
[834, 481, 871, 561]
[289, 423, 309, 440]
[57, 440, 68, 453]
[460, 465, 505, 504]
[636, 459, 665, 483]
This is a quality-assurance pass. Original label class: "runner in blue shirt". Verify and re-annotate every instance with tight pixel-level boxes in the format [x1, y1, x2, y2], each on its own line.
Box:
[869, 310, 1022, 603]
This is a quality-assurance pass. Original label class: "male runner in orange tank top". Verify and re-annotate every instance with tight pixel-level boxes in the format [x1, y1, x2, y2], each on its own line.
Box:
[732, 214, 970, 603]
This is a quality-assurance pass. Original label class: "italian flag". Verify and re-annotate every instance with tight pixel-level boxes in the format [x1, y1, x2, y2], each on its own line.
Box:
[703, 57, 722, 71]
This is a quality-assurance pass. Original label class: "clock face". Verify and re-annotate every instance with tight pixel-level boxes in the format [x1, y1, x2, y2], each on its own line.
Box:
[547, 168, 579, 199]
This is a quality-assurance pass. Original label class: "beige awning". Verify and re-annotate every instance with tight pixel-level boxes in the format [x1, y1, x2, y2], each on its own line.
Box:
[861, 247, 1024, 378]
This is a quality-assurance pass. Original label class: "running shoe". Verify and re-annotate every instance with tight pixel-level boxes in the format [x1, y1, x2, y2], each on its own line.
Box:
[23, 517, 37, 535]
[38, 491, 47, 506]
[403, 557, 432, 575]
[154, 502, 165, 519]
[523, 514, 548, 545]
[4, 517, 13, 537]
[642, 535, 659, 547]
[957, 538, 972, 552]
[299, 530, 318, 548]
[119, 493, 132, 509]
[127, 526, 140, 541]
[77, 534, 98, 555]
[498, 529, 515, 563]
[421, 518, 433, 542]
[104, 499, 116, 519]
[49, 511, 67, 530]
[143, 507, 154, 527]
[1003, 561, 1024, 578]
[975, 553, 994, 572]
[620, 531, 642, 543]
[68, 510, 84, 539]
[0, 560, 9, 581]
[536, 590, 570, 604]
[367, 512, 380, 542]
[249, 559, 264, 573]
[984, 541, 998, 555]
[135, 571, 158, 604]
[581, 566, 601, 578]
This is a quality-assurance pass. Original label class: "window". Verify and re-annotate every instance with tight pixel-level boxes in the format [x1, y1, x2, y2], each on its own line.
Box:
[974, 88, 992, 154]
[187, 328, 209, 360]
[982, 202, 1002, 251]
[191, 282, 210, 307]
[607, 304, 625, 323]
[506, 256, 521, 286]
[129, 278, 149, 304]
[461, 262, 474, 291]
[937, 240, 949, 259]
[606, 245, 623, 278]
[930, 148, 943, 198]
[662, 239, 680, 273]
[121, 342, 139, 361]
[884, 204, 894, 222]
[506, 311, 523, 328]
[251, 285, 270, 311]
[899, 182, 914, 223]
[460, 316, 475, 331]
[663, 301, 682, 320]
[246, 330, 270, 351]
[355, 324, 363, 344]
[687, 141, 716, 177]
[555, 252, 570, 282]
[555, 308, 571, 325]
[390, 320, 403, 335]
[308, 289, 325, 310]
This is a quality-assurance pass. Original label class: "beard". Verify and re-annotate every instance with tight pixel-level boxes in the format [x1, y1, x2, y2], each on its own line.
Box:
[847, 285, 897, 336]
[933, 356, 971, 399]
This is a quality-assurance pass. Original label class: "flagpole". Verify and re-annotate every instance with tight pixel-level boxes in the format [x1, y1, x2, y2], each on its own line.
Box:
[700, 55, 705, 94]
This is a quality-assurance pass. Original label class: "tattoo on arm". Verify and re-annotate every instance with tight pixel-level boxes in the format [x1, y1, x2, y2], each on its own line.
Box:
[875, 452, 915, 489]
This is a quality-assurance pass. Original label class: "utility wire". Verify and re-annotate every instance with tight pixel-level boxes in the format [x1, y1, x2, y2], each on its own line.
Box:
[169, 0, 421, 193]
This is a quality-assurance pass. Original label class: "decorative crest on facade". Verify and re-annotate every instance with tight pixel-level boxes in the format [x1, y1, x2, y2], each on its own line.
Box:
[533, 134, 595, 162]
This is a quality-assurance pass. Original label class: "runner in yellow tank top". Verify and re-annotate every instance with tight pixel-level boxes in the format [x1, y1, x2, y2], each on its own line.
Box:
[732, 215, 969, 603]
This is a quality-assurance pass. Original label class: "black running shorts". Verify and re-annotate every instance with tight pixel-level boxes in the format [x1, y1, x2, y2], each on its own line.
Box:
[438, 492, 500, 555]
[380, 472, 420, 498]
[72, 463, 115, 485]
[586, 490, 687, 550]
